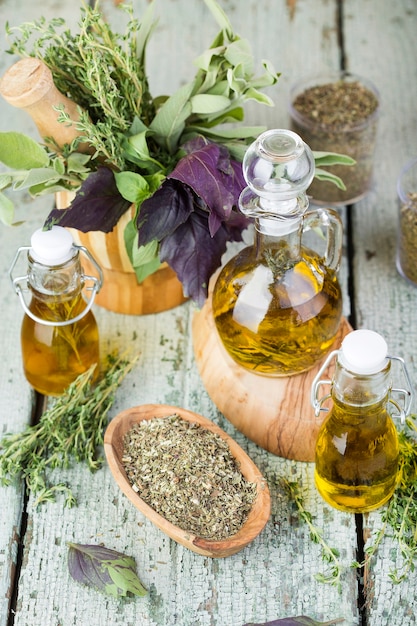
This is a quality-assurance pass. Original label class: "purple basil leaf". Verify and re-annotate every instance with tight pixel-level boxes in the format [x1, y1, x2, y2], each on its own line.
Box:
[243, 617, 344, 626]
[159, 208, 230, 307]
[168, 138, 245, 236]
[136, 178, 195, 246]
[67, 542, 147, 598]
[44, 167, 131, 233]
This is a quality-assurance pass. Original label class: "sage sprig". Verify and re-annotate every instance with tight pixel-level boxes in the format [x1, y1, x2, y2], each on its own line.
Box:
[0, 353, 137, 507]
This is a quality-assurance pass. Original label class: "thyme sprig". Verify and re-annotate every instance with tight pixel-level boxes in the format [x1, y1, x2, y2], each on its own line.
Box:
[6, 3, 155, 172]
[284, 480, 342, 589]
[364, 414, 417, 583]
[0, 353, 137, 507]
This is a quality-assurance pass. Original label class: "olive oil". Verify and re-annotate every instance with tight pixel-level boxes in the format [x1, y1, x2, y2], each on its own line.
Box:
[21, 290, 99, 396]
[211, 128, 343, 377]
[315, 395, 399, 513]
[10, 226, 102, 396]
[311, 329, 412, 514]
[213, 245, 342, 376]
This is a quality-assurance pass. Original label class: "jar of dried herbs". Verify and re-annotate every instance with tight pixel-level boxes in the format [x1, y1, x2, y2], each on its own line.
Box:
[289, 71, 380, 206]
[397, 156, 417, 286]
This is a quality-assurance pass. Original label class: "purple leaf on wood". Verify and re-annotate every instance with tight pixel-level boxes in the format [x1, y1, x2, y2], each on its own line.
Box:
[44, 167, 131, 233]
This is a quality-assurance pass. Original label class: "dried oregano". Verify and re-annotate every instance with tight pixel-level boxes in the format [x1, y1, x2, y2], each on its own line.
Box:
[122, 414, 258, 540]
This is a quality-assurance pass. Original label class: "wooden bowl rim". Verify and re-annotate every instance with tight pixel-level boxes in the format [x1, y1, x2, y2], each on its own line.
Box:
[104, 403, 271, 557]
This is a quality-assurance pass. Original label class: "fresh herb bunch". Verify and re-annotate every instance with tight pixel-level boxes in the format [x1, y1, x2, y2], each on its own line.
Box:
[364, 414, 417, 583]
[0, 353, 137, 507]
[0, 0, 352, 305]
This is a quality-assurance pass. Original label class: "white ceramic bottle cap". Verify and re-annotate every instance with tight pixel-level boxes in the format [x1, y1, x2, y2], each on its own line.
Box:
[339, 329, 388, 375]
[30, 226, 75, 265]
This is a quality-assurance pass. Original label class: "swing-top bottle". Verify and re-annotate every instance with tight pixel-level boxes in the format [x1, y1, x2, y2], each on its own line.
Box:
[312, 329, 413, 513]
[212, 129, 343, 376]
[9, 226, 103, 396]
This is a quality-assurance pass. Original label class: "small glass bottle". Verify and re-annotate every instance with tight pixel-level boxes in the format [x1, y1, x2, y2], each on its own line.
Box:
[212, 129, 343, 376]
[311, 329, 413, 513]
[9, 226, 103, 396]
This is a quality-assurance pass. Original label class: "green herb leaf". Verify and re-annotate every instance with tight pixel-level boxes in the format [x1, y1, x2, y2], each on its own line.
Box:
[67, 542, 147, 598]
[0, 191, 15, 226]
[313, 151, 356, 167]
[191, 93, 231, 114]
[149, 82, 194, 153]
[0, 132, 50, 169]
[314, 167, 347, 191]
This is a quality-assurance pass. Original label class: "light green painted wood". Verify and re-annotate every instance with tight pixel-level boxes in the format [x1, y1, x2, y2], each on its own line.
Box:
[1, 0, 416, 624]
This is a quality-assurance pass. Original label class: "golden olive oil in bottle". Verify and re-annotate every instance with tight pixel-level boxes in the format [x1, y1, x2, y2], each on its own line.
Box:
[312, 329, 412, 513]
[12, 227, 102, 396]
[212, 129, 343, 376]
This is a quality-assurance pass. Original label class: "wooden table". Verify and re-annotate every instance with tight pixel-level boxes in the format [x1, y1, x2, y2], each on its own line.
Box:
[1, 0, 417, 624]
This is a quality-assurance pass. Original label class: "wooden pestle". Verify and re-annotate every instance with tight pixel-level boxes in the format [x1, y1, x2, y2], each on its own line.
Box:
[0, 57, 91, 152]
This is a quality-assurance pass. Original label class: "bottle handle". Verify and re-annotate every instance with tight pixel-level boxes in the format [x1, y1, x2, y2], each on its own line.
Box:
[310, 349, 339, 417]
[303, 208, 343, 271]
[311, 351, 414, 422]
[9, 245, 103, 327]
[387, 355, 414, 424]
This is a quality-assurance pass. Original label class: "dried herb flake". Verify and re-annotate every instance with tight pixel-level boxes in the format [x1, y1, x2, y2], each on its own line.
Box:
[122, 414, 257, 540]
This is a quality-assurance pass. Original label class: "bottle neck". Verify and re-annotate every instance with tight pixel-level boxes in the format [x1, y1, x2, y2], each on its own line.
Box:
[255, 216, 303, 262]
[332, 361, 392, 408]
[28, 250, 83, 298]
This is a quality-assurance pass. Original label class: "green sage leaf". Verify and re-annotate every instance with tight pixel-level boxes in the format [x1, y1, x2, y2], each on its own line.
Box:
[13, 168, 61, 190]
[0, 132, 50, 169]
[149, 81, 194, 153]
[313, 151, 356, 167]
[191, 93, 231, 114]
[0, 191, 15, 226]
[314, 167, 347, 191]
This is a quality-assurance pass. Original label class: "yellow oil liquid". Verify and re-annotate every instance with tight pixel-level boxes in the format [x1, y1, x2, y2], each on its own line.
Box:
[212, 246, 342, 376]
[315, 396, 399, 513]
[21, 291, 99, 396]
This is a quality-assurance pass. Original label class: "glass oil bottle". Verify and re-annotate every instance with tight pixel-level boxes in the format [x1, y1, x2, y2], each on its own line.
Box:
[212, 129, 343, 376]
[311, 329, 413, 513]
[9, 226, 103, 396]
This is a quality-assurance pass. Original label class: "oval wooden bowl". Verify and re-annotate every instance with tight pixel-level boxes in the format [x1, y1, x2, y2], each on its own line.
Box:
[104, 404, 271, 558]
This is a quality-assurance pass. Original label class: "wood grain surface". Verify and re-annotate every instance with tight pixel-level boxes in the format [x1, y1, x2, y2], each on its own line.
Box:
[1, 0, 417, 625]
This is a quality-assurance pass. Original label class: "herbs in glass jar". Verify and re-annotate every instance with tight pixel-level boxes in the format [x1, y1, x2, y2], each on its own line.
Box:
[122, 414, 258, 540]
[290, 72, 380, 205]
[398, 192, 417, 285]
[397, 157, 417, 286]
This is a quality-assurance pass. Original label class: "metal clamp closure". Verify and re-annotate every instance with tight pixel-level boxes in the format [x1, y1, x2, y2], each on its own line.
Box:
[9, 244, 103, 327]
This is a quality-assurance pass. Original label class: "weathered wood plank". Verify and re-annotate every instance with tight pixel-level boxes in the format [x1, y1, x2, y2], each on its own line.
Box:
[0, 3, 88, 624]
[344, 0, 417, 623]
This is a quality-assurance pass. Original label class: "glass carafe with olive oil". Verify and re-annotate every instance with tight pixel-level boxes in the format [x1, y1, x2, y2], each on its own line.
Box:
[311, 329, 413, 513]
[212, 129, 343, 376]
[9, 226, 103, 396]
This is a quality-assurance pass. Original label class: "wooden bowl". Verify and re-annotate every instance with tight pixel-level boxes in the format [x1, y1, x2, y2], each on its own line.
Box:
[104, 404, 271, 558]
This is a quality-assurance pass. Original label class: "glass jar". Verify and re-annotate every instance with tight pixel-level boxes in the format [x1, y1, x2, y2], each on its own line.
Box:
[311, 329, 413, 513]
[289, 71, 380, 206]
[396, 156, 417, 286]
[9, 226, 103, 396]
[212, 129, 343, 377]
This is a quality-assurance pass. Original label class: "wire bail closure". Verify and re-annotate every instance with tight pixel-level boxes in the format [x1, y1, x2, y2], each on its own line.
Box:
[9, 244, 103, 327]
[310, 349, 413, 424]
